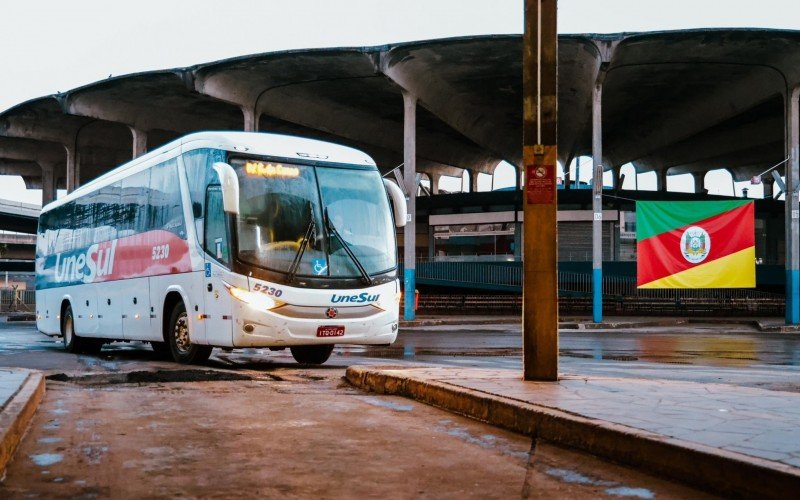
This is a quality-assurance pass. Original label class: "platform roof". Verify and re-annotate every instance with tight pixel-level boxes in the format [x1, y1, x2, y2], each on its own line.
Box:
[1, 29, 799, 189]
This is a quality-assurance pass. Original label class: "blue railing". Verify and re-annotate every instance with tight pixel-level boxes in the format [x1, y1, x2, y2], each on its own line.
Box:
[403, 261, 783, 300]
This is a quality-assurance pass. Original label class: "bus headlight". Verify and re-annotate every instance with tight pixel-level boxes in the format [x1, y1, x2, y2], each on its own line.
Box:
[226, 285, 279, 311]
[377, 291, 402, 311]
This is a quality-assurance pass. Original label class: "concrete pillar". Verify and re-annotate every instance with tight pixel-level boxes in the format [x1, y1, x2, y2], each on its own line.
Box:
[242, 106, 258, 132]
[763, 177, 774, 199]
[431, 173, 441, 195]
[514, 165, 521, 259]
[469, 169, 479, 192]
[562, 155, 574, 189]
[612, 166, 621, 189]
[131, 127, 147, 158]
[692, 172, 705, 194]
[65, 144, 79, 193]
[785, 85, 800, 324]
[657, 169, 668, 192]
[591, 78, 604, 323]
[427, 224, 435, 260]
[402, 90, 417, 321]
[40, 164, 56, 206]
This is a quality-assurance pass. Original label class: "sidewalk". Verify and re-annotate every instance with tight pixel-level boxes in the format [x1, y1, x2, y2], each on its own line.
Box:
[347, 365, 800, 499]
[0, 369, 45, 477]
[400, 314, 800, 332]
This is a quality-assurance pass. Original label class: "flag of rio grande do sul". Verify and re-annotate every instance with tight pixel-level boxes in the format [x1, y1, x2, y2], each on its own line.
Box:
[636, 200, 755, 289]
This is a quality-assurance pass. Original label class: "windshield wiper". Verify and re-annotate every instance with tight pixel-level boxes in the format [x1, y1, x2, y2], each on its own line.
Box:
[287, 204, 316, 283]
[324, 208, 373, 286]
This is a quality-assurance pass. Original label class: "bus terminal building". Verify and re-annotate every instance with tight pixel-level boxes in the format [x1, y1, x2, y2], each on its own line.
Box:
[1, 29, 800, 320]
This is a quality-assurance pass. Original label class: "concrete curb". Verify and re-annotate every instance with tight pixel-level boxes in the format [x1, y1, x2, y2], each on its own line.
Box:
[0, 370, 45, 478]
[346, 366, 800, 499]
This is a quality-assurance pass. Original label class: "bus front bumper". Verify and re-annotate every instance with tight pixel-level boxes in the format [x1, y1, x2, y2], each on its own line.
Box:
[230, 302, 399, 348]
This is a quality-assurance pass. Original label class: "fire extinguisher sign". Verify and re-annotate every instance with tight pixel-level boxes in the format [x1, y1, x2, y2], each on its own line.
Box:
[525, 163, 555, 204]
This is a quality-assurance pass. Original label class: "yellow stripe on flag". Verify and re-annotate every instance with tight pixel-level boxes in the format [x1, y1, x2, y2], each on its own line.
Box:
[638, 246, 755, 289]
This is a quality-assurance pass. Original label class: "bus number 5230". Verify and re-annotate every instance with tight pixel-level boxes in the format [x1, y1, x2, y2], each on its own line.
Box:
[152, 244, 170, 260]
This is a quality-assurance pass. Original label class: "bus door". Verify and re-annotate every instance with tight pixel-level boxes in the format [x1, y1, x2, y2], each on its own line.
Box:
[202, 185, 234, 346]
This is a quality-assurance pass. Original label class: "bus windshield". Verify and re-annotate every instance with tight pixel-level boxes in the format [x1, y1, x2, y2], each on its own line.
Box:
[232, 159, 396, 279]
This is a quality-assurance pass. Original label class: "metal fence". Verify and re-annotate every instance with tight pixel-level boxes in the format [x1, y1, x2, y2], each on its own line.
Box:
[413, 262, 783, 301]
[416, 261, 522, 288]
[0, 288, 35, 312]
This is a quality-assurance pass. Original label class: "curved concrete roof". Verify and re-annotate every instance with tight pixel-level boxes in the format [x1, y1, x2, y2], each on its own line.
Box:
[1, 29, 799, 192]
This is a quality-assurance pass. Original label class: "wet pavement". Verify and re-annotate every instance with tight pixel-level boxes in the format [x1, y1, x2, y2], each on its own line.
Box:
[0, 332, 709, 499]
[2, 320, 800, 391]
[1, 319, 798, 497]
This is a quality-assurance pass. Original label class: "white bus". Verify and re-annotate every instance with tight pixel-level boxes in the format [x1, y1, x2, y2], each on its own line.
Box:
[35, 132, 407, 365]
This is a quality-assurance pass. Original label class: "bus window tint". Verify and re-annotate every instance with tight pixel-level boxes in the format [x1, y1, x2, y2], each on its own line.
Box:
[316, 167, 396, 276]
[73, 197, 94, 249]
[94, 183, 120, 244]
[53, 202, 75, 254]
[233, 161, 326, 275]
[183, 149, 225, 244]
[204, 185, 229, 265]
[120, 170, 150, 237]
[149, 159, 185, 238]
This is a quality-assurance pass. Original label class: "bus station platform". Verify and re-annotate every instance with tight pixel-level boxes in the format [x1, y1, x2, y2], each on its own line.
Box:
[0, 368, 45, 477]
[347, 365, 800, 499]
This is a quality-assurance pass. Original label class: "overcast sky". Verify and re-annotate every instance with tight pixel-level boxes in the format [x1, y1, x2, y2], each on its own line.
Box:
[2, 0, 799, 204]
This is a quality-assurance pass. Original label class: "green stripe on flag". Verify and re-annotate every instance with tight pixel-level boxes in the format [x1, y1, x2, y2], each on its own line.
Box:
[636, 200, 752, 241]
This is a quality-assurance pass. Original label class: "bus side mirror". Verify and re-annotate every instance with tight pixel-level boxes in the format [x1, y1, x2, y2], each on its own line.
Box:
[212, 162, 239, 215]
[383, 178, 407, 228]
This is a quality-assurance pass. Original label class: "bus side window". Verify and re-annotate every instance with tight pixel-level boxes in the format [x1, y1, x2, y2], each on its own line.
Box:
[204, 185, 229, 266]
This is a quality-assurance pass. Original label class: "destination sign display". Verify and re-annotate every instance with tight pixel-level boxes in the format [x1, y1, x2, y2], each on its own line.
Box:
[244, 161, 300, 178]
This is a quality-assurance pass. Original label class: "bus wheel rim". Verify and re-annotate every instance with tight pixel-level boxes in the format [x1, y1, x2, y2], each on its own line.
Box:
[174, 312, 191, 353]
[65, 316, 73, 345]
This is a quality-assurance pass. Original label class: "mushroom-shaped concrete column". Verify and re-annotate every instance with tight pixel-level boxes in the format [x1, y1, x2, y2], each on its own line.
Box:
[785, 85, 800, 324]
[402, 89, 417, 321]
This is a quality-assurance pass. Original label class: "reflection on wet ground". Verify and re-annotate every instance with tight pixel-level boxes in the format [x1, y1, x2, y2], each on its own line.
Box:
[346, 326, 800, 369]
[3, 321, 800, 392]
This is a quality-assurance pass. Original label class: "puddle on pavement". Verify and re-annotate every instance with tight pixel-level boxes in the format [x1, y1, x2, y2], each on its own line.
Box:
[358, 396, 413, 412]
[30, 453, 63, 467]
[46, 369, 253, 385]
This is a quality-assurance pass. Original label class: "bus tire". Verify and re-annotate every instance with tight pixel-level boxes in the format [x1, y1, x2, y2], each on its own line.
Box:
[167, 302, 212, 364]
[62, 304, 93, 354]
[150, 341, 171, 359]
[290, 345, 334, 365]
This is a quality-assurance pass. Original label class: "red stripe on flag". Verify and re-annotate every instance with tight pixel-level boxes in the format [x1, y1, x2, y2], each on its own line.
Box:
[637, 203, 754, 286]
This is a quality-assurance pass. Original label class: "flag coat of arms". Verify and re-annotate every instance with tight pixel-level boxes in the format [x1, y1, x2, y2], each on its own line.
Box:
[636, 200, 755, 288]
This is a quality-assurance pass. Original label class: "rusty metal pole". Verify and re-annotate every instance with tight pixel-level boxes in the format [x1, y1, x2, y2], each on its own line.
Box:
[522, 0, 558, 380]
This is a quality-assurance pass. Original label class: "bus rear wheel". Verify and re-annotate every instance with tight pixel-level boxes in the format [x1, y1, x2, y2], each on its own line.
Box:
[167, 302, 212, 364]
[290, 345, 334, 365]
[62, 304, 101, 354]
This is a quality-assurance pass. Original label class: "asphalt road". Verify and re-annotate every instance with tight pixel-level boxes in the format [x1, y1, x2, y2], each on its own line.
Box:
[0, 320, 716, 499]
[2, 320, 799, 391]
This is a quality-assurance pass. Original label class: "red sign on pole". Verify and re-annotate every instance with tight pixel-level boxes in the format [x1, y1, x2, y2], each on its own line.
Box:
[525, 163, 555, 204]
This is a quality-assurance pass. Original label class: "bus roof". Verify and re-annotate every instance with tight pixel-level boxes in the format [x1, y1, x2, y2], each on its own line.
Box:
[43, 131, 378, 213]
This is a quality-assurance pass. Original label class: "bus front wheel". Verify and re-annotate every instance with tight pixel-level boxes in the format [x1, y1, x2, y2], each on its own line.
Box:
[290, 345, 334, 365]
[167, 302, 212, 364]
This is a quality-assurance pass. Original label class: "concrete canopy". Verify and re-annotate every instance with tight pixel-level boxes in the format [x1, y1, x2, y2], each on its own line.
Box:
[1, 29, 800, 194]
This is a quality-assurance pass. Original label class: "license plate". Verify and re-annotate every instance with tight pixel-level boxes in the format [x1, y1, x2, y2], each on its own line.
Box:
[317, 325, 345, 337]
